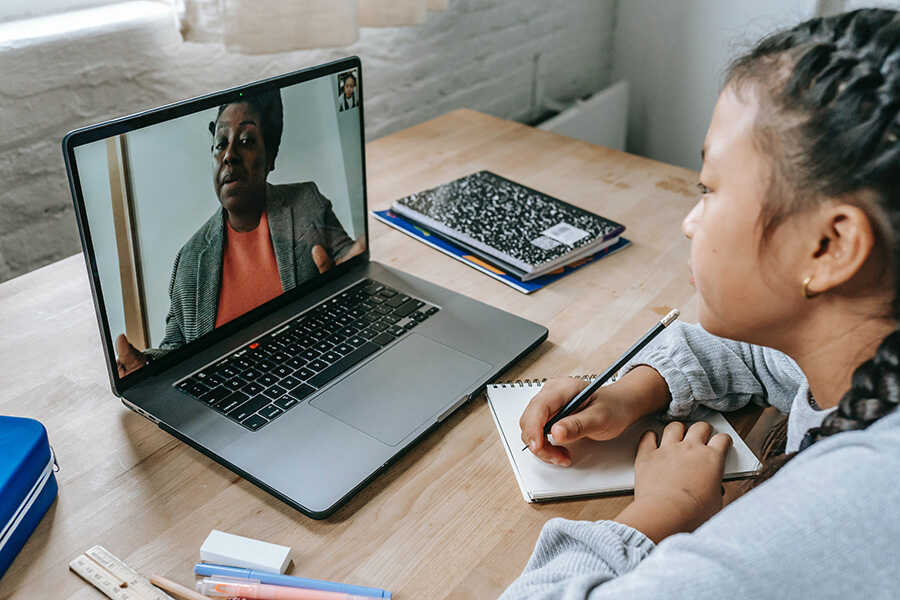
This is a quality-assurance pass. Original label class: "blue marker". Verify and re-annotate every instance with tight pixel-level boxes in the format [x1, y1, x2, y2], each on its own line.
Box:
[193, 563, 391, 599]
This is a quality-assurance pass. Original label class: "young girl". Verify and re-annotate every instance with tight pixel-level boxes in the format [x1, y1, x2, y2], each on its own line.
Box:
[500, 9, 899, 599]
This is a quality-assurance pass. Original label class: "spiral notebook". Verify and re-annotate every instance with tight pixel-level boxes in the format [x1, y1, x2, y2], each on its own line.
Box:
[487, 378, 761, 503]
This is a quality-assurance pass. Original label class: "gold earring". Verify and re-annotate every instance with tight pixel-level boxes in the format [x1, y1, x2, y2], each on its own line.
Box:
[803, 275, 820, 299]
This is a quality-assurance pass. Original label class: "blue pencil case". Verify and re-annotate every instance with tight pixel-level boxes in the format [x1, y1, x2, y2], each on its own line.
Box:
[0, 416, 58, 580]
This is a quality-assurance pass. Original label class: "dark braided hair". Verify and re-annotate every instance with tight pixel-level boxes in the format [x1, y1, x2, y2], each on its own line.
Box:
[208, 88, 284, 169]
[723, 8, 900, 487]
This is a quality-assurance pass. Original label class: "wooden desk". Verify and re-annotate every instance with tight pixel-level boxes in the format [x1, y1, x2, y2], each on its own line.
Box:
[0, 109, 760, 599]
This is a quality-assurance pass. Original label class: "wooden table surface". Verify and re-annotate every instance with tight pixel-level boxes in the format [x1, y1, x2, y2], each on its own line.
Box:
[0, 109, 761, 599]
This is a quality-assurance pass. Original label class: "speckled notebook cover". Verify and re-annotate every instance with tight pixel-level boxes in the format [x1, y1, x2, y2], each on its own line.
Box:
[391, 171, 625, 274]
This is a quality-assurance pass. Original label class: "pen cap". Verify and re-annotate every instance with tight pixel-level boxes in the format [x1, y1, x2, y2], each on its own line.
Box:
[197, 576, 259, 597]
[203, 575, 261, 584]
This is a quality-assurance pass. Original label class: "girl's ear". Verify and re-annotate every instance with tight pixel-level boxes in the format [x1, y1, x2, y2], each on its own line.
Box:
[805, 202, 877, 297]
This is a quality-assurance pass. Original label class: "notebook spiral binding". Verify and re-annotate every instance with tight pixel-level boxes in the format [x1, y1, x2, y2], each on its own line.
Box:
[491, 378, 547, 388]
[490, 374, 603, 388]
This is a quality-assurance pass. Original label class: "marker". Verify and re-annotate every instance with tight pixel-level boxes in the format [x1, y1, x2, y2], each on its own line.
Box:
[197, 577, 369, 600]
[523, 309, 680, 451]
[194, 564, 391, 599]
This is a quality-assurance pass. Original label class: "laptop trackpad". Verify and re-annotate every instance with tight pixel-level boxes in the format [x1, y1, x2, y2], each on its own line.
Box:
[310, 333, 492, 446]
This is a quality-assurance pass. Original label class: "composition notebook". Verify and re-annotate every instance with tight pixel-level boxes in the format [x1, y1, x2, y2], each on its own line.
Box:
[391, 171, 626, 280]
[487, 378, 762, 503]
[372, 209, 632, 294]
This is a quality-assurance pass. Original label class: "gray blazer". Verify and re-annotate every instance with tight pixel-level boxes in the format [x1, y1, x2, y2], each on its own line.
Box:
[150, 181, 354, 355]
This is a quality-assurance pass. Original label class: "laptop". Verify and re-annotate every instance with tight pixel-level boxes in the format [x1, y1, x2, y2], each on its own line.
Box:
[62, 57, 547, 518]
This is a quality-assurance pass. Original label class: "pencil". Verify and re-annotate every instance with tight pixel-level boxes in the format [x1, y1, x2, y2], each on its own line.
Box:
[151, 574, 213, 600]
[523, 309, 680, 451]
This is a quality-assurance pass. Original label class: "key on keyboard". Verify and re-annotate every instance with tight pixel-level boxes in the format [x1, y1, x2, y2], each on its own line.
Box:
[174, 278, 441, 431]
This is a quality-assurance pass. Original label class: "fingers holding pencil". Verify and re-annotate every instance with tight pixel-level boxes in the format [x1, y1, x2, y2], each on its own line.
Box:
[520, 310, 680, 464]
[519, 377, 589, 464]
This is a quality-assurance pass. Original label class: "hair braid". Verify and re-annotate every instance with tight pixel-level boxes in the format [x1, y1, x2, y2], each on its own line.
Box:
[801, 330, 900, 446]
[724, 9, 900, 488]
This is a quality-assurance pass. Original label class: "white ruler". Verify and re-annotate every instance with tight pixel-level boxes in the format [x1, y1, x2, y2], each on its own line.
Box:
[69, 546, 174, 600]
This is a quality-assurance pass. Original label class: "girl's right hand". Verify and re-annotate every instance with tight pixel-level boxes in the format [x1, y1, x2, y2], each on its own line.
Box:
[519, 375, 651, 466]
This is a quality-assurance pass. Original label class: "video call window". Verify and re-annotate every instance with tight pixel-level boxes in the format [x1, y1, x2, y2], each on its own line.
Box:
[73, 71, 366, 378]
[337, 69, 358, 112]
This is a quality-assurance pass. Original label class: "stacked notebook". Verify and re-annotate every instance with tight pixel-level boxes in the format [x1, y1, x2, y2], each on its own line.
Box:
[487, 379, 761, 503]
[389, 171, 628, 282]
[372, 209, 630, 294]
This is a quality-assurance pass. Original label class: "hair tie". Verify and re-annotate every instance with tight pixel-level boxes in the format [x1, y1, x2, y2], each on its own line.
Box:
[799, 429, 817, 451]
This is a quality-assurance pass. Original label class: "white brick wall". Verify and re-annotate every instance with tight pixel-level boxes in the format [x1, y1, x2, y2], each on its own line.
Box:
[0, 0, 615, 281]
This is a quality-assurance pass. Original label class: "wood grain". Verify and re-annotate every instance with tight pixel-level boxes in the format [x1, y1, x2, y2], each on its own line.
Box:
[0, 109, 760, 600]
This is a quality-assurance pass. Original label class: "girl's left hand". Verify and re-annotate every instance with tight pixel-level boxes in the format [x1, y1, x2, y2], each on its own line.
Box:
[614, 421, 733, 544]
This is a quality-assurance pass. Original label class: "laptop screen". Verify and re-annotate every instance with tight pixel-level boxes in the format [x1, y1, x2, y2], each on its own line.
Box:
[67, 61, 366, 382]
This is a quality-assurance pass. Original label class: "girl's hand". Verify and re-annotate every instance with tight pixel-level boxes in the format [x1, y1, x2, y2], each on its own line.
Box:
[615, 421, 732, 544]
[519, 376, 649, 466]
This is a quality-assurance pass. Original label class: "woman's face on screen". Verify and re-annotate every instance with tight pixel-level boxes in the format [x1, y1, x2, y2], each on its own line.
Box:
[212, 102, 270, 213]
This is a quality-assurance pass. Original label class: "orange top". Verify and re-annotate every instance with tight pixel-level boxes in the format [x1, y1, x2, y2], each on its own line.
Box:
[215, 211, 283, 328]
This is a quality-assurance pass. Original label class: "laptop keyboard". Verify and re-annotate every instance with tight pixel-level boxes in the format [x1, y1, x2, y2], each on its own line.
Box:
[174, 278, 440, 431]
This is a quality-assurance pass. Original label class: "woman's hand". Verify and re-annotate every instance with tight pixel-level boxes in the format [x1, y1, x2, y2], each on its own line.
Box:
[311, 237, 367, 273]
[115, 334, 147, 377]
[614, 421, 732, 544]
[519, 376, 649, 466]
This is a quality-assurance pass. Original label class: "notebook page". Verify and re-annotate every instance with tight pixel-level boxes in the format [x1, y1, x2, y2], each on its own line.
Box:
[487, 381, 761, 502]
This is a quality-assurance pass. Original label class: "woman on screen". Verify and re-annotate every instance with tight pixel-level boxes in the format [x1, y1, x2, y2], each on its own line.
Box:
[115, 88, 365, 376]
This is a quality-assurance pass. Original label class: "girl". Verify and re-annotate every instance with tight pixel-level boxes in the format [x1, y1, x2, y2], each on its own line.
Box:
[501, 8, 900, 599]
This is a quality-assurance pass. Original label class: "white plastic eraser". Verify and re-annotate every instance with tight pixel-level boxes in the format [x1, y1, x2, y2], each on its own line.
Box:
[200, 529, 291, 574]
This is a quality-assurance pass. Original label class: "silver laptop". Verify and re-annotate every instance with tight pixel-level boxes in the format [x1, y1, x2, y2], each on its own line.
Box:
[63, 57, 547, 518]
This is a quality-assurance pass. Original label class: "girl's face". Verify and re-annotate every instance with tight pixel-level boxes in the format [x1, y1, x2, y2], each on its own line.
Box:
[682, 84, 810, 348]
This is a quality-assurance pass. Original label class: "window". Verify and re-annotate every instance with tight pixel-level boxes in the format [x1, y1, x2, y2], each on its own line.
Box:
[0, 0, 168, 24]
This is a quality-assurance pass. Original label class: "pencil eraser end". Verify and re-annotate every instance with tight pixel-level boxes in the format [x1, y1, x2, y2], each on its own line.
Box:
[200, 529, 291, 574]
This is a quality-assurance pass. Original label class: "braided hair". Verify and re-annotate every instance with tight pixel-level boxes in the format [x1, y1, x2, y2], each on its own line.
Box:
[724, 8, 900, 486]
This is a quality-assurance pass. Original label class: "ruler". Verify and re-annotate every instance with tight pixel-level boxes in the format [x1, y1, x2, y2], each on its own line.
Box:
[69, 546, 175, 600]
